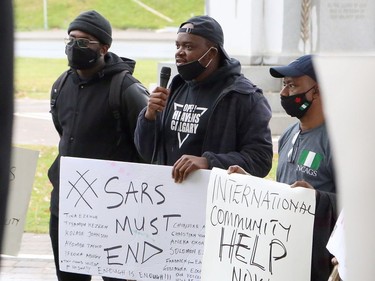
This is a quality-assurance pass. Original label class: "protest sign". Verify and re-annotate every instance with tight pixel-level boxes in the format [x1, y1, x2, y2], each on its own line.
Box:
[202, 168, 316, 281]
[59, 156, 210, 280]
[2, 146, 39, 256]
[327, 210, 346, 280]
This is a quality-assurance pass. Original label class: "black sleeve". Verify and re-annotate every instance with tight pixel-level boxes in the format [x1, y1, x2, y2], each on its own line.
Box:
[121, 77, 149, 138]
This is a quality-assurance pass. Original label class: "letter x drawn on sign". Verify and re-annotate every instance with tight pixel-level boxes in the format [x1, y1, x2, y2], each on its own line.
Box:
[66, 170, 98, 209]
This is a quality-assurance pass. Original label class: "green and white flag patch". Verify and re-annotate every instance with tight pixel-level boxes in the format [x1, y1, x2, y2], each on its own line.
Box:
[298, 150, 323, 170]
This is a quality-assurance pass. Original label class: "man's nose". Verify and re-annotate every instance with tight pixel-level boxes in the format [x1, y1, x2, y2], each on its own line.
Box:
[280, 86, 289, 97]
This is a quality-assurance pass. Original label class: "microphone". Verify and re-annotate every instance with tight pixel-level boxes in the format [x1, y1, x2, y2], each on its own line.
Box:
[160, 66, 171, 88]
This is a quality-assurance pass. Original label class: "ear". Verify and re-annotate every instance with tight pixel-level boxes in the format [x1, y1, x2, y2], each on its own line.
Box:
[314, 85, 320, 95]
[210, 47, 219, 59]
[312, 85, 321, 102]
[100, 44, 109, 56]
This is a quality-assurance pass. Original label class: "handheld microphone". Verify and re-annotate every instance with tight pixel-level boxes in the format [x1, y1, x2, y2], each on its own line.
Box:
[160, 66, 171, 88]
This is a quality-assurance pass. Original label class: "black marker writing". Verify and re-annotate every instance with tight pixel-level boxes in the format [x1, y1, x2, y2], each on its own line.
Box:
[115, 214, 182, 235]
[211, 174, 315, 215]
[210, 206, 291, 241]
[103, 241, 163, 265]
[9, 166, 16, 181]
[67, 170, 98, 209]
[104, 177, 166, 209]
[218, 227, 287, 274]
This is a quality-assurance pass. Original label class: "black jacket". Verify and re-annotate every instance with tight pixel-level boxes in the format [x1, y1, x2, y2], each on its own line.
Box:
[48, 52, 149, 216]
[135, 58, 273, 177]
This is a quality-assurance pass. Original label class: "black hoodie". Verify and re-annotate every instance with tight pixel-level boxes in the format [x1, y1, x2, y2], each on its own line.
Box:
[48, 52, 149, 216]
[135, 58, 273, 177]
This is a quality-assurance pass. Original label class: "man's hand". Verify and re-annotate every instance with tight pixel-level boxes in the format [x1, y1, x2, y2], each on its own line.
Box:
[227, 165, 249, 175]
[144, 86, 170, 120]
[172, 155, 208, 183]
[290, 180, 315, 189]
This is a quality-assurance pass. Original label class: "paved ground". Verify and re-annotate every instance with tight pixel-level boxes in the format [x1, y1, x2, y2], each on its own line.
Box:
[15, 28, 177, 42]
[15, 28, 177, 60]
[13, 99, 58, 146]
[1, 233, 56, 281]
[0, 233, 104, 281]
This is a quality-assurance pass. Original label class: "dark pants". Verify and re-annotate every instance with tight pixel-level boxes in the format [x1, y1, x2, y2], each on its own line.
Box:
[49, 214, 128, 281]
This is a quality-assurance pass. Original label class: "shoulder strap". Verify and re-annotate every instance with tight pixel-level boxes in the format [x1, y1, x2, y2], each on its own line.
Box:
[50, 70, 69, 112]
[50, 70, 69, 136]
[109, 69, 129, 120]
[109, 70, 130, 136]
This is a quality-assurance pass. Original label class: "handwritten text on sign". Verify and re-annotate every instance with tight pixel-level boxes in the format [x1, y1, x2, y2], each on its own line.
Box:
[201, 168, 316, 281]
[59, 157, 209, 280]
[2, 147, 39, 256]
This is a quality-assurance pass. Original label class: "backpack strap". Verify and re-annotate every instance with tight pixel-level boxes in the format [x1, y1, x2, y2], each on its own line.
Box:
[109, 70, 130, 144]
[50, 70, 69, 112]
[50, 70, 69, 135]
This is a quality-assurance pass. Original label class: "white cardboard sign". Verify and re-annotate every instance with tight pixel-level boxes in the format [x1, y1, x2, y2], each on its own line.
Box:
[2, 147, 39, 256]
[59, 156, 210, 280]
[201, 168, 316, 281]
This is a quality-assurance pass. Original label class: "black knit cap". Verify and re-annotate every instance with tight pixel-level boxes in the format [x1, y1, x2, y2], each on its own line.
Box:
[68, 10, 112, 46]
[178, 15, 230, 60]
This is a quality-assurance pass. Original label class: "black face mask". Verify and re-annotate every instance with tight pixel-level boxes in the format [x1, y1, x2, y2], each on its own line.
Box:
[177, 47, 214, 81]
[281, 85, 316, 119]
[65, 45, 100, 70]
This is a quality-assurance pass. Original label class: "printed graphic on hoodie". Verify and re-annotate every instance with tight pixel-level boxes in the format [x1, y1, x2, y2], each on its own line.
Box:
[170, 102, 207, 148]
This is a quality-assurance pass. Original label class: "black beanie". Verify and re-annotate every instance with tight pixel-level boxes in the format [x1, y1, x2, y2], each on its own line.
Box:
[68, 10, 112, 46]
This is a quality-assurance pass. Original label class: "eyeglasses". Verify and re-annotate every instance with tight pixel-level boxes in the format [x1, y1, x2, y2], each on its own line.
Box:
[64, 37, 100, 48]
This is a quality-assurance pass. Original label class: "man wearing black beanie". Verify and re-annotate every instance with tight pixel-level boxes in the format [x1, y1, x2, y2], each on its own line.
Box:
[48, 10, 148, 281]
[68, 10, 112, 46]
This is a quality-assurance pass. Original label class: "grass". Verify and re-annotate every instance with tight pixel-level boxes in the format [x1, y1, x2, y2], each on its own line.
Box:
[14, 0, 205, 31]
[267, 154, 278, 181]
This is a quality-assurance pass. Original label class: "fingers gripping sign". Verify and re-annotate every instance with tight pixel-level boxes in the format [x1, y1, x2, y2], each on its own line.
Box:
[172, 155, 209, 183]
[290, 180, 314, 189]
[227, 165, 249, 175]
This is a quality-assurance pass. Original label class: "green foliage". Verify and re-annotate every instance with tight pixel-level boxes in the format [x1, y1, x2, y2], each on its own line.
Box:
[14, 0, 205, 31]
